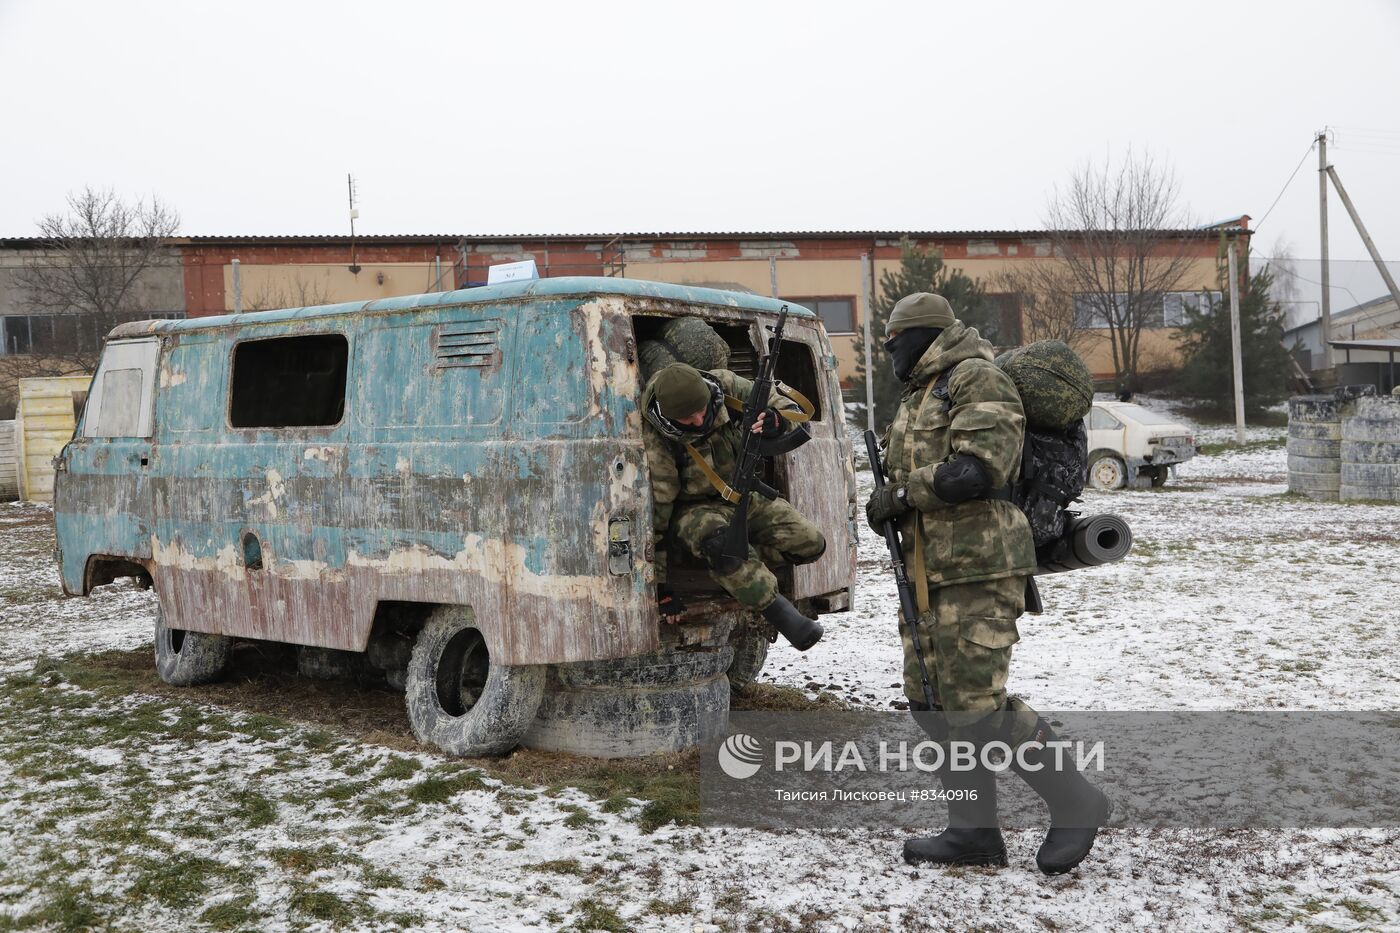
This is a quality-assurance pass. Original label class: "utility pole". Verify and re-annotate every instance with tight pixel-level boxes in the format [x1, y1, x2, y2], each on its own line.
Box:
[860, 253, 876, 432]
[231, 258, 242, 315]
[1317, 130, 1331, 370]
[1325, 165, 1400, 313]
[768, 257, 779, 299]
[1227, 237, 1246, 444]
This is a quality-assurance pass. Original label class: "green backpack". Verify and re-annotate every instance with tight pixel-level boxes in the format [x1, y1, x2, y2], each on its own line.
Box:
[993, 340, 1094, 431]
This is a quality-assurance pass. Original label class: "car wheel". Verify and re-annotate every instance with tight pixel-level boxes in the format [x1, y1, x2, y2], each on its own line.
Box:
[1088, 453, 1128, 491]
[154, 603, 229, 686]
[405, 606, 545, 757]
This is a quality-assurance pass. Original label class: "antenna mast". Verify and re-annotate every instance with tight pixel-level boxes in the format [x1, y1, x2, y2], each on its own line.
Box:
[348, 173, 361, 274]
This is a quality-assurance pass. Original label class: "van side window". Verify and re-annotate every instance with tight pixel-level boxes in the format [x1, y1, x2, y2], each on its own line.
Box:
[93, 370, 142, 436]
[230, 334, 348, 428]
[774, 340, 823, 422]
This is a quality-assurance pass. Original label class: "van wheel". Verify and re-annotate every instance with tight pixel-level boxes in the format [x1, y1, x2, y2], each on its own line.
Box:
[726, 625, 769, 691]
[154, 604, 229, 686]
[1088, 453, 1127, 491]
[405, 606, 544, 757]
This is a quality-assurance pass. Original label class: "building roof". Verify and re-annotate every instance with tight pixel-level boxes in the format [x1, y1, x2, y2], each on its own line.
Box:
[0, 224, 1250, 248]
[107, 275, 811, 339]
[1328, 338, 1400, 353]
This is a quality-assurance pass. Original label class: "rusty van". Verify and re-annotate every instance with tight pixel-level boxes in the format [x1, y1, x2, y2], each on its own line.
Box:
[52, 278, 856, 758]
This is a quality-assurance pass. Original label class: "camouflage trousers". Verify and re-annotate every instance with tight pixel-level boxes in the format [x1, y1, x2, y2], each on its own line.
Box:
[902, 574, 1039, 744]
[671, 496, 826, 610]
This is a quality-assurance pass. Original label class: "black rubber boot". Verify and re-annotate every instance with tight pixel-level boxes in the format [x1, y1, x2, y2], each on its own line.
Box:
[902, 718, 1007, 869]
[760, 596, 822, 651]
[1011, 719, 1113, 875]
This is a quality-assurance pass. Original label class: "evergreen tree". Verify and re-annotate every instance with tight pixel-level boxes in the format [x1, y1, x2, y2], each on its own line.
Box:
[849, 237, 997, 432]
[1175, 257, 1293, 414]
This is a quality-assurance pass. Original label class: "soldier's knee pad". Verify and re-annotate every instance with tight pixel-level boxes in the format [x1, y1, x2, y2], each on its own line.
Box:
[699, 529, 744, 575]
[780, 535, 826, 566]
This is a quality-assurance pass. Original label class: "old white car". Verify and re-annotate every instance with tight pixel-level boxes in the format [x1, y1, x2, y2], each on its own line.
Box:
[1086, 400, 1195, 489]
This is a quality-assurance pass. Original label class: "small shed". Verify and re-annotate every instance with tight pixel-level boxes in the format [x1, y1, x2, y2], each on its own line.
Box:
[15, 375, 90, 503]
[0, 420, 18, 501]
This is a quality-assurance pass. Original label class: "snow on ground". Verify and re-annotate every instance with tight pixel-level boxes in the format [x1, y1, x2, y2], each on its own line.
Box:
[2, 437, 1399, 932]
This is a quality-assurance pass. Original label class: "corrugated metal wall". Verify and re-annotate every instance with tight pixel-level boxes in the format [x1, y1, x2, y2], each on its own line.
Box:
[16, 375, 89, 503]
[0, 420, 18, 501]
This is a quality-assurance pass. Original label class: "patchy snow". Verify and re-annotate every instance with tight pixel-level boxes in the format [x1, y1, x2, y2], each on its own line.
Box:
[2, 444, 1399, 931]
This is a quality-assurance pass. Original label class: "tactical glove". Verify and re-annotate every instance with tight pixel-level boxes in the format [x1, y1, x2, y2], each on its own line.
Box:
[657, 585, 687, 621]
[759, 407, 787, 438]
[865, 483, 911, 531]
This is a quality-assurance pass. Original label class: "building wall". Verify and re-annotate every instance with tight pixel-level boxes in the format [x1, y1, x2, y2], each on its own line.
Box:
[188, 232, 1238, 384]
[181, 241, 458, 316]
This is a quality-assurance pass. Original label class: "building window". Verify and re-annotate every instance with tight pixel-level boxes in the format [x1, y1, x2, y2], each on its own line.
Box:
[1073, 293, 1220, 330]
[0, 311, 185, 356]
[785, 296, 856, 335]
[229, 333, 348, 428]
[1162, 291, 1222, 327]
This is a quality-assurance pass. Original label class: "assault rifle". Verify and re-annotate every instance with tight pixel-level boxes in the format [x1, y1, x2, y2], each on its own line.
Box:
[864, 430, 937, 710]
[715, 306, 811, 566]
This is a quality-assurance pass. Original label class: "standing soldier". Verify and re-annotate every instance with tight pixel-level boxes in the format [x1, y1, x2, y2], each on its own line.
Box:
[643, 361, 825, 650]
[864, 293, 1110, 874]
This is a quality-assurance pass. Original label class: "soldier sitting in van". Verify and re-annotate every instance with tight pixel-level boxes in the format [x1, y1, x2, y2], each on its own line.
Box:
[642, 362, 826, 651]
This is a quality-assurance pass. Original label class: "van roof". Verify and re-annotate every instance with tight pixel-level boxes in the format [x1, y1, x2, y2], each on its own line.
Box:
[109, 276, 814, 339]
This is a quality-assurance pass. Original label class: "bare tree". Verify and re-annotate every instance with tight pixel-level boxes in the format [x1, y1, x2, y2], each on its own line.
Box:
[242, 273, 334, 312]
[14, 186, 180, 373]
[987, 262, 1090, 351]
[1044, 151, 1196, 388]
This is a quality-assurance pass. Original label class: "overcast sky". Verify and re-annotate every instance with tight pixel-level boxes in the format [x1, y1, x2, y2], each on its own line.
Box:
[3, 0, 1398, 291]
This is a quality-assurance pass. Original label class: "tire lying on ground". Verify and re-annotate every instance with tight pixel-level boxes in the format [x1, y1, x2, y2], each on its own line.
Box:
[521, 646, 733, 759]
[405, 605, 545, 757]
[154, 603, 230, 686]
[1286, 454, 1340, 475]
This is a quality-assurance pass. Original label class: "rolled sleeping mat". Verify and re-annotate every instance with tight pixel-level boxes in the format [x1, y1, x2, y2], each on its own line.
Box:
[1035, 513, 1133, 575]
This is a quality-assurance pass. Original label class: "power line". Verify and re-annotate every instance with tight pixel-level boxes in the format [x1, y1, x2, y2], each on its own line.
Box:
[1252, 140, 1316, 234]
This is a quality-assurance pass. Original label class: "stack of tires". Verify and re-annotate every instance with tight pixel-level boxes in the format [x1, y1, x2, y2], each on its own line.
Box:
[1287, 395, 1345, 500]
[523, 644, 734, 758]
[1341, 395, 1400, 502]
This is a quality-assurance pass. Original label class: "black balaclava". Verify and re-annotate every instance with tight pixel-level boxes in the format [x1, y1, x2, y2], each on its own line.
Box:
[884, 327, 943, 384]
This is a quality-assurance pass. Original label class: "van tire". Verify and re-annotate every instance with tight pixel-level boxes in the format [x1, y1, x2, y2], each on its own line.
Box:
[726, 626, 770, 691]
[1088, 452, 1127, 491]
[154, 604, 229, 687]
[405, 606, 544, 757]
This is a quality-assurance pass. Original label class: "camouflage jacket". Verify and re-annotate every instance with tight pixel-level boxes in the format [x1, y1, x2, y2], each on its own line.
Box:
[885, 320, 1036, 588]
[642, 369, 802, 582]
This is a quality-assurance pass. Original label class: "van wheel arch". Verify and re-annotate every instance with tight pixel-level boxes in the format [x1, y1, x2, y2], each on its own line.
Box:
[83, 555, 154, 594]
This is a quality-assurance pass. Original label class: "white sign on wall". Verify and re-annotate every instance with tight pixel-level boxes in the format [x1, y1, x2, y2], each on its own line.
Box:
[487, 259, 540, 285]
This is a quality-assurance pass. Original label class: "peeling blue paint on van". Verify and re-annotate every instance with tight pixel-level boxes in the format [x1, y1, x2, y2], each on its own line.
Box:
[53, 278, 853, 667]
